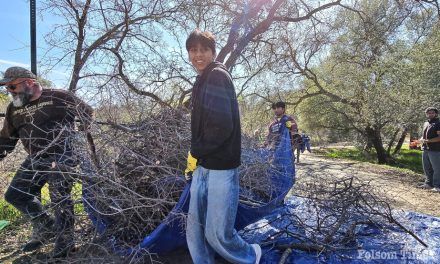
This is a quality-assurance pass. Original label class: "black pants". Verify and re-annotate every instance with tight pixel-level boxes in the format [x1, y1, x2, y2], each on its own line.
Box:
[4, 155, 76, 235]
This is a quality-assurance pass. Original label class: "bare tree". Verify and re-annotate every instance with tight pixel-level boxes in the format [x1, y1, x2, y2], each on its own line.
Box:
[41, 0, 344, 109]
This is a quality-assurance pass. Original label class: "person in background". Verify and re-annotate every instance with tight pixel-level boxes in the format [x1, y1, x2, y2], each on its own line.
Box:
[418, 107, 440, 192]
[0, 66, 93, 257]
[184, 29, 261, 264]
[264, 102, 299, 162]
[301, 133, 312, 153]
[292, 132, 303, 163]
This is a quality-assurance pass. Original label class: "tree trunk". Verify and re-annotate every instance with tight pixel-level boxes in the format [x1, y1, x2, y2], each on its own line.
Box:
[362, 139, 373, 159]
[393, 127, 408, 155]
[386, 128, 401, 155]
[365, 126, 389, 164]
[363, 140, 373, 152]
[68, 64, 82, 94]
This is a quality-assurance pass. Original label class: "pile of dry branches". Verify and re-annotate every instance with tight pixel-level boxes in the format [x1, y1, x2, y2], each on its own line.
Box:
[78, 108, 277, 248]
[5, 107, 428, 263]
[239, 136, 276, 207]
[246, 176, 428, 264]
[0, 107, 285, 263]
[76, 108, 190, 247]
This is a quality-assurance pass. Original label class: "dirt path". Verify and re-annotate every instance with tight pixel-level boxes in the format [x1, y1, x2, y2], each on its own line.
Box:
[291, 152, 440, 217]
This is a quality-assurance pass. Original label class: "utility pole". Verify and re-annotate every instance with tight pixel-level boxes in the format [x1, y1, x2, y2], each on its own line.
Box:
[30, 0, 37, 75]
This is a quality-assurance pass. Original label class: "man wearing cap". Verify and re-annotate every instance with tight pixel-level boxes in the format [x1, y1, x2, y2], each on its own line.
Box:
[419, 107, 440, 192]
[0, 66, 93, 257]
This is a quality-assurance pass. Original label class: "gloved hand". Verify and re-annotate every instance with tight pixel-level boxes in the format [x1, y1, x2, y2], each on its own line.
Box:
[285, 121, 292, 128]
[184, 151, 197, 181]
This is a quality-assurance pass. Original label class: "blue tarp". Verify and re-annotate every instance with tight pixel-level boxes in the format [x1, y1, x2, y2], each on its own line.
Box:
[240, 197, 440, 264]
[83, 126, 295, 255]
[237, 127, 295, 230]
[82, 126, 440, 263]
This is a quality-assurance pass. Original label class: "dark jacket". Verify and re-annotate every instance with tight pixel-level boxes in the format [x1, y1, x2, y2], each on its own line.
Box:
[190, 62, 241, 170]
[423, 118, 440, 151]
[0, 89, 93, 159]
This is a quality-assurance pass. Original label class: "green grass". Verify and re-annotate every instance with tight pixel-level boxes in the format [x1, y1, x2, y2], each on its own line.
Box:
[322, 148, 369, 162]
[393, 149, 424, 174]
[72, 182, 85, 215]
[316, 147, 423, 174]
[0, 199, 21, 222]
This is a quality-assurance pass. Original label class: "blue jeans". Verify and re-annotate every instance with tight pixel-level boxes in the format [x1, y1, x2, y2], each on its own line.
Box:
[423, 150, 440, 188]
[186, 166, 256, 264]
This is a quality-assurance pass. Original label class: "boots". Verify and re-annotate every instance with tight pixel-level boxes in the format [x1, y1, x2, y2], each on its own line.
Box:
[22, 215, 56, 252]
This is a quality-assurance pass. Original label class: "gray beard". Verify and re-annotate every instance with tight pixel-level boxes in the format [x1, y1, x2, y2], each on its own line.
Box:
[10, 92, 33, 107]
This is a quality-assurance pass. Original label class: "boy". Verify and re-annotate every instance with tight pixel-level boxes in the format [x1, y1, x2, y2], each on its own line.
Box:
[184, 29, 261, 264]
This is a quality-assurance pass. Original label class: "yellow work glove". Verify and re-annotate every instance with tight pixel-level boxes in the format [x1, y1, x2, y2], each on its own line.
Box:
[184, 151, 197, 181]
[285, 121, 292, 128]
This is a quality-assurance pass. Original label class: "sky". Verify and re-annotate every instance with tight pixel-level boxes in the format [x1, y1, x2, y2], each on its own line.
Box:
[0, 0, 187, 90]
[0, 0, 67, 87]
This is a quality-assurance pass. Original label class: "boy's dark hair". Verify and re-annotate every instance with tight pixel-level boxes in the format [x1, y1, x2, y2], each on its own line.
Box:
[272, 101, 286, 109]
[186, 29, 216, 54]
[425, 107, 439, 114]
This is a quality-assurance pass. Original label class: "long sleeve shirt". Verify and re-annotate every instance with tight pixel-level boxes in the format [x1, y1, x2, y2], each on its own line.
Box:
[0, 89, 93, 159]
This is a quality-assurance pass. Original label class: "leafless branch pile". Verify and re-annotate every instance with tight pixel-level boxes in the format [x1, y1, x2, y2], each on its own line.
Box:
[239, 137, 276, 207]
[76, 108, 278, 249]
[0, 107, 285, 262]
[1, 112, 428, 263]
[245, 176, 427, 263]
